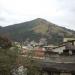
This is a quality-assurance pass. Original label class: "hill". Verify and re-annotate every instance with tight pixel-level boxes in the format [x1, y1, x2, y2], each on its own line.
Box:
[0, 26, 2, 29]
[0, 18, 75, 45]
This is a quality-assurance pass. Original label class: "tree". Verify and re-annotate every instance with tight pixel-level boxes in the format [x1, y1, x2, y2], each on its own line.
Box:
[19, 48, 42, 75]
[0, 45, 20, 75]
[0, 36, 12, 49]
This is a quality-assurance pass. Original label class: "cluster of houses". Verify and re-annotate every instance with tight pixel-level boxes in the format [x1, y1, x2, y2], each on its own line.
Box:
[14, 38, 75, 59]
[14, 38, 75, 75]
[41, 38, 75, 75]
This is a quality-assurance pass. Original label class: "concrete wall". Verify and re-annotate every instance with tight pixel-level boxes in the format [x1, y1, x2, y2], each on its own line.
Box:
[52, 46, 65, 54]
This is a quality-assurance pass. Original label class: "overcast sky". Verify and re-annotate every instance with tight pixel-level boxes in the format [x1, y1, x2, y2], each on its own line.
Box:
[0, 0, 75, 30]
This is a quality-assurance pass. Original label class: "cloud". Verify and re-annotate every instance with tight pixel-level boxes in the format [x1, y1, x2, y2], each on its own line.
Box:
[48, 0, 75, 30]
[0, 0, 75, 30]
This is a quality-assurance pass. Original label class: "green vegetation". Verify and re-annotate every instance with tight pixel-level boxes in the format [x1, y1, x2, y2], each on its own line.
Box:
[0, 36, 19, 75]
[19, 49, 41, 75]
[0, 47, 19, 75]
[0, 36, 41, 75]
[0, 47, 40, 75]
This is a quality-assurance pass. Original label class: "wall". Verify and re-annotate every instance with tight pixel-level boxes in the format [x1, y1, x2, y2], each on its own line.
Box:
[52, 46, 65, 54]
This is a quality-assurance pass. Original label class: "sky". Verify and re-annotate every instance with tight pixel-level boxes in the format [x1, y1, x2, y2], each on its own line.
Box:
[0, 0, 75, 30]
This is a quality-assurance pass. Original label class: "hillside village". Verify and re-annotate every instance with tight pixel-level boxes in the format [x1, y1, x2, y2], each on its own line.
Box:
[11, 37, 75, 75]
[14, 38, 75, 57]
[10, 37, 75, 75]
[0, 19, 75, 75]
[0, 35, 75, 75]
[0, 0, 75, 74]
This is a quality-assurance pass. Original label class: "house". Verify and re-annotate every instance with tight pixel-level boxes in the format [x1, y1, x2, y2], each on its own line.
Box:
[34, 47, 45, 58]
[44, 45, 65, 55]
[20, 45, 45, 59]
[44, 38, 75, 56]
[63, 38, 75, 42]
[63, 40, 75, 55]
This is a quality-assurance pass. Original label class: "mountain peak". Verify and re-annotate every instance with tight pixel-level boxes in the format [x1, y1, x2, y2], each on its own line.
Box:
[33, 18, 48, 22]
[35, 18, 45, 20]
